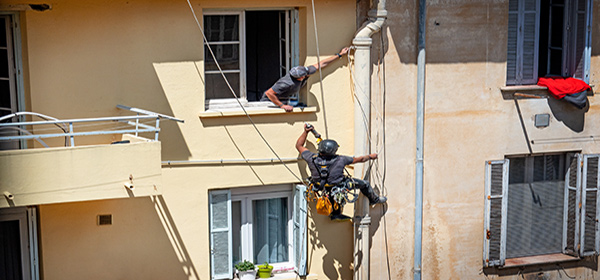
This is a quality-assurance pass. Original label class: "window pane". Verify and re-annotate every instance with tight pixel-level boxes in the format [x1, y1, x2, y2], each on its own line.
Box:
[506, 155, 565, 258]
[205, 73, 240, 100]
[253, 198, 288, 264]
[0, 49, 9, 78]
[204, 44, 239, 71]
[204, 15, 239, 42]
[0, 18, 6, 48]
[211, 193, 229, 229]
[212, 231, 230, 275]
[232, 201, 242, 265]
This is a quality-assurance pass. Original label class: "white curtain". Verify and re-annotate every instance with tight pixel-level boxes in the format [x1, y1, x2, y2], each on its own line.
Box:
[253, 198, 288, 263]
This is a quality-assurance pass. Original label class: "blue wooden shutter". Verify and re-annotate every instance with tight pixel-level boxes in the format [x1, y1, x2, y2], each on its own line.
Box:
[209, 190, 233, 280]
[506, 0, 540, 85]
[483, 160, 509, 267]
[580, 154, 600, 256]
[563, 153, 582, 257]
[293, 185, 307, 276]
[571, 0, 592, 83]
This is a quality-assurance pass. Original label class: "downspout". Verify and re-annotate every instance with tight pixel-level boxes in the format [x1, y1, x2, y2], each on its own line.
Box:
[352, 1, 386, 279]
[414, 0, 426, 280]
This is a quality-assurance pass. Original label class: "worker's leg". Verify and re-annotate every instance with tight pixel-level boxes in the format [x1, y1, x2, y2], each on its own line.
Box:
[349, 178, 387, 205]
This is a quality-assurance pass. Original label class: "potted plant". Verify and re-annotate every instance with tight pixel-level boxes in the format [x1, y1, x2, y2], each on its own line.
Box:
[235, 260, 256, 280]
[257, 262, 273, 278]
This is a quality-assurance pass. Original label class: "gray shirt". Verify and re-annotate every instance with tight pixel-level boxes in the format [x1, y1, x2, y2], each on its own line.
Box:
[261, 66, 317, 102]
[301, 150, 354, 185]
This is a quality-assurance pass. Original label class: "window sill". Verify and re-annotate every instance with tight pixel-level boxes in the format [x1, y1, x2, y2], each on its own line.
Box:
[503, 253, 579, 268]
[199, 106, 317, 118]
[233, 273, 318, 280]
[500, 85, 549, 99]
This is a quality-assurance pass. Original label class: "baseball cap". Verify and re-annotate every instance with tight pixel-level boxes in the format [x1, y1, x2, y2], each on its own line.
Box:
[289, 66, 316, 78]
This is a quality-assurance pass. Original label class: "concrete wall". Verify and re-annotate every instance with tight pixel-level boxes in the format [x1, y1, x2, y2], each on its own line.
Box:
[2, 0, 357, 279]
[367, 0, 600, 279]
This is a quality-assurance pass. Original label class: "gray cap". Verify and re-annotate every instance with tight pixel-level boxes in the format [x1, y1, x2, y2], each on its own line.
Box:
[289, 66, 316, 78]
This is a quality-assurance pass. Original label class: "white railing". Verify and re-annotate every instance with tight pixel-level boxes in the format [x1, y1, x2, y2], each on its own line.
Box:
[0, 105, 183, 148]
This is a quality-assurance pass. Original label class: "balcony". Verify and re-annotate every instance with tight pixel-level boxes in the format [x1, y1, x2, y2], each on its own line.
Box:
[0, 105, 182, 208]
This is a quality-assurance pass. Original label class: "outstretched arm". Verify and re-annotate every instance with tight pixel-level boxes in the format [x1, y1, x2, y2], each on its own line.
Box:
[264, 88, 293, 112]
[352, 153, 377, 164]
[310, 47, 350, 71]
[296, 124, 314, 153]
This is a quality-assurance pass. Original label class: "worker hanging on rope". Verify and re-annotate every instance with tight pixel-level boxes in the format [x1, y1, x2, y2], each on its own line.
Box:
[261, 47, 350, 112]
[296, 124, 387, 221]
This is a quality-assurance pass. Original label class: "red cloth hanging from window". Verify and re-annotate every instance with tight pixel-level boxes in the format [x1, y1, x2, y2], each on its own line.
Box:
[537, 77, 591, 99]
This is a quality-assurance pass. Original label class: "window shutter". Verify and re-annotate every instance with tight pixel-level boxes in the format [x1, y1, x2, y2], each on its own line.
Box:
[563, 153, 582, 257]
[293, 184, 307, 276]
[483, 160, 509, 267]
[506, 0, 540, 85]
[572, 0, 592, 83]
[209, 190, 233, 280]
[580, 154, 600, 256]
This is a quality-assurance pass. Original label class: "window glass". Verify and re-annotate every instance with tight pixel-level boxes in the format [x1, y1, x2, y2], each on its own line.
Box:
[253, 197, 289, 264]
[232, 200, 242, 265]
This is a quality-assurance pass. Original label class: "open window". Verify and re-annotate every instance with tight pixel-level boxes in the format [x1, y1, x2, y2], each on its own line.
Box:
[209, 185, 307, 279]
[483, 153, 600, 267]
[0, 207, 39, 280]
[506, 0, 592, 85]
[0, 13, 24, 150]
[203, 9, 299, 110]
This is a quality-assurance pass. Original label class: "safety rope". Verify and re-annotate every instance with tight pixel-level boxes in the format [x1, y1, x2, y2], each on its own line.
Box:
[310, 0, 329, 139]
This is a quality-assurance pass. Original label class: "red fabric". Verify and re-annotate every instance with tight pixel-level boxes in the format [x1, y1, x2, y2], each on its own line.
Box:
[537, 77, 591, 99]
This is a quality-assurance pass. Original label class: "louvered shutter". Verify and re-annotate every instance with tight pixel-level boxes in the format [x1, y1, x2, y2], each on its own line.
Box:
[483, 160, 509, 267]
[580, 154, 600, 256]
[506, 0, 540, 85]
[209, 190, 233, 280]
[571, 0, 592, 83]
[563, 153, 582, 256]
[293, 185, 308, 276]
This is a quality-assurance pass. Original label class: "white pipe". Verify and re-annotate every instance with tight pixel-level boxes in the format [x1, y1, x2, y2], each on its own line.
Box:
[352, 1, 386, 279]
[162, 158, 299, 166]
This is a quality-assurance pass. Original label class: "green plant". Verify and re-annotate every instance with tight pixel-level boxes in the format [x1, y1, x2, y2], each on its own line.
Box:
[257, 262, 271, 269]
[234, 260, 255, 272]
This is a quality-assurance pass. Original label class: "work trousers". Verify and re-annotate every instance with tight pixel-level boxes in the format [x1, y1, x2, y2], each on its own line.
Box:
[328, 177, 379, 216]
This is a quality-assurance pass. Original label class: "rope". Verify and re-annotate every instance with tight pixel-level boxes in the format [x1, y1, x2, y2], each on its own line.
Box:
[310, 0, 329, 139]
[185, 0, 305, 184]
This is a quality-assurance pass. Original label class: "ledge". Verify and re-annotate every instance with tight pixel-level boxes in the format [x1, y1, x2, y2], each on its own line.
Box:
[500, 85, 549, 99]
[199, 106, 317, 118]
[503, 253, 579, 268]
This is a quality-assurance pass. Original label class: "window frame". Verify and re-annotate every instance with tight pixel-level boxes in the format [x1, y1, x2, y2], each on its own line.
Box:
[483, 153, 600, 268]
[505, 0, 592, 86]
[202, 8, 299, 111]
[231, 186, 295, 272]
[209, 185, 307, 279]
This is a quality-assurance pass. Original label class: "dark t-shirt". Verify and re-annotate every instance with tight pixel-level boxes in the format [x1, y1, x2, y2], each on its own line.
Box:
[301, 150, 354, 185]
[260, 66, 317, 102]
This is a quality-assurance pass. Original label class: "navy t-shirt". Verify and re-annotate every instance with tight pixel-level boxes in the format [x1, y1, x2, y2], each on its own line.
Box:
[301, 150, 354, 185]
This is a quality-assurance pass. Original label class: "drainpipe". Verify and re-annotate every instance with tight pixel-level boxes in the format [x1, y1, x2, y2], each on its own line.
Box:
[352, 1, 386, 279]
[414, 0, 426, 279]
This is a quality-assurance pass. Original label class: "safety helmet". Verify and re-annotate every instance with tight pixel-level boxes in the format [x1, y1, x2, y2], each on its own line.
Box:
[318, 139, 339, 156]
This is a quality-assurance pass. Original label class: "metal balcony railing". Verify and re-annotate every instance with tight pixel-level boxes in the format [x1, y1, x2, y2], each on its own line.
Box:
[0, 105, 183, 148]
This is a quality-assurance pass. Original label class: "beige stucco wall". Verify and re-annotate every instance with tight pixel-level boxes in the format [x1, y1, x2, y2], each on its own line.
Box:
[367, 0, 600, 279]
[2, 0, 357, 279]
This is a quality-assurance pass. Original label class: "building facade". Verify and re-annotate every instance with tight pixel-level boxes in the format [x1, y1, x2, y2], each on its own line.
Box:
[2, 0, 600, 279]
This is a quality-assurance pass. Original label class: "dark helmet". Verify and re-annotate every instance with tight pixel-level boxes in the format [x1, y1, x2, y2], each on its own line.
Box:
[318, 139, 339, 156]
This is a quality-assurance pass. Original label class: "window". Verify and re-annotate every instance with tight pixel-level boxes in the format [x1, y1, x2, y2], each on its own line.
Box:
[483, 153, 600, 267]
[209, 185, 307, 280]
[0, 207, 39, 280]
[203, 9, 299, 110]
[0, 14, 24, 150]
[506, 0, 592, 85]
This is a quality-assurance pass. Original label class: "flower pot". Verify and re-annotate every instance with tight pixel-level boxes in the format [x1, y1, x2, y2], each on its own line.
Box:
[257, 265, 273, 278]
[238, 269, 257, 280]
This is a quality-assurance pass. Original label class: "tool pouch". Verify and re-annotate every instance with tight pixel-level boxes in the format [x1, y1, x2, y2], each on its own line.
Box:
[316, 195, 333, 216]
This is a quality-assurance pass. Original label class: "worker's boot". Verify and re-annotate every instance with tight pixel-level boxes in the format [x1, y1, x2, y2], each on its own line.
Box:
[370, 196, 387, 205]
[330, 214, 352, 222]
[364, 186, 387, 206]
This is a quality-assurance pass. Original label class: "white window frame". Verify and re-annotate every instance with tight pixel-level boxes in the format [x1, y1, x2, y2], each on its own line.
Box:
[231, 186, 294, 272]
[209, 184, 307, 279]
[203, 9, 299, 110]
[0, 207, 39, 280]
[483, 153, 600, 267]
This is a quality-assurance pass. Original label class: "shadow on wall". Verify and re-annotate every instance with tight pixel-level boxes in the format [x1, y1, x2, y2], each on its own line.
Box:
[547, 96, 589, 133]
[307, 204, 354, 280]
